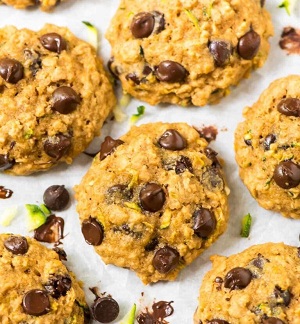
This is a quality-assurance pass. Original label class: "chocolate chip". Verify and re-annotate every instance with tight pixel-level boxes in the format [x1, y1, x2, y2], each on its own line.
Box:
[273, 161, 300, 189]
[193, 208, 216, 238]
[152, 11, 165, 34]
[44, 134, 71, 160]
[44, 274, 72, 299]
[125, 73, 140, 85]
[39, 33, 67, 54]
[298, 247, 300, 258]
[107, 57, 120, 80]
[0, 58, 24, 84]
[82, 217, 104, 246]
[145, 237, 159, 251]
[224, 267, 252, 290]
[43, 185, 70, 211]
[139, 183, 166, 212]
[273, 286, 291, 306]
[53, 247, 67, 261]
[204, 147, 220, 167]
[202, 168, 224, 191]
[260, 0, 265, 7]
[238, 30, 261, 60]
[277, 98, 300, 117]
[244, 139, 252, 146]
[52, 86, 80, 114]
[263, 318, 285, 324]
[175, 156, 193, 174]
[152, 246, 180, 274]
[4, 235, 28, 255]
[215, 277, 223, 283]
[207, 320, 230, 324]
[131, 12, 155, 38]
[156, 61, 188, 83]
[34, 215, 64, 243]
[251, 254, 268, 269]
[91, 297, 119, 323]
[264, 134, 276, 151]
[143, 65, 152, 76]
[0, 154, 14, 171]
[158, 129, 187, 151]
[100, 136, 124, 161]
[209, 40, 231, 66]
[22, 289, 50, 316]
[152, 301, 174, 319]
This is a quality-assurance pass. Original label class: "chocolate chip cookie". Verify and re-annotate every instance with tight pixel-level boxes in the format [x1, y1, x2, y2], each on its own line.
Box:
[0, 24, 116, 175]
[194, 243, 300, 324]
[75, 123, 229, 284]
[0, 0, 62, 11]
[235, 75, 300, 218]
[106, 0, 273, 107]
[0, 234, 89, 323]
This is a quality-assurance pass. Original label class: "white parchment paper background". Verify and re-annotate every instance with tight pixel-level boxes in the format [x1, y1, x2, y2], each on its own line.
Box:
[1, 1, 300, 323]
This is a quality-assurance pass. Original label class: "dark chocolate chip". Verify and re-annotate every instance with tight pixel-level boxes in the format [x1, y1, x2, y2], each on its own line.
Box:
[152, 11, 165, 34]
[91, 297, 119, 323]
[156, 60, 188, 83]
[175, 155, 193, 174]
[43, 185, 70, 211]
[145, 237, 159, 251]
[0, 58, 24, 84]
[142, 65, 152, 76]
[264, 134, 276, 151]
[44, 274, 72, 299]
[82, 217, 104, 246]
[263, 318, 285, 324]
[152, 246, 180, 274]
[204, 147, 220, 167]
[44, 134, 71, 160]
[207, 320, 230, 324]
[39, 33, 67, 54]
[273, 286, 291, 306]
[158, 129, 187, 151]
[298, 247, 300, 258]
[52, 86, 80, 114]
[238, 30, 261, 60]
[125, 73, 140, 85]
[34, 215, 64, 243]
[273, 161, 300, 189]
[4, 235, 28, 255]
[22, 289, 50, 316]
[53, 247, 67, 261]
[139, 183, 166, 212]
[244, 139, 252, 146]
[251, 254, 268, 269]
[107, 57, 120, 80]
[260, 0, 265, 7]
[209, 40, 231, 66]
[193, 208, 216, 238]
[100, 136, 124, 161]
[0, 154, 14, 171]
[131, 12, 155, 38]
[152, 301, 174, 319]
[277, 98, 300, 117]
[215, 277, 223, 283]
[224, 267, 252, 290]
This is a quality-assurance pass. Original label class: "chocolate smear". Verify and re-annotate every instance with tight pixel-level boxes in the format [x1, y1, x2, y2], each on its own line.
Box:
[34, 215, 64, 243]
[0, 186, 13, 199]
[137, 300, 174, 324]
[279, 27, 300, 55]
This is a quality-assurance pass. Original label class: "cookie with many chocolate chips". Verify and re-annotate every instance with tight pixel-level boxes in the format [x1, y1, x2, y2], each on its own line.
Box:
[75, 123, 229, 284]
[0, 0, 63, 11]
[0, 24, 115, 175]
[194, 243, 300, 324]
[0, 234, 89, 323]
[106, 0, 273, 107]
[235, 76, 300, 218]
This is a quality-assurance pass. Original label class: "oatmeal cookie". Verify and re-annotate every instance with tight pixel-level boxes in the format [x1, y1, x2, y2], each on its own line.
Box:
[0, 0, 62, 11]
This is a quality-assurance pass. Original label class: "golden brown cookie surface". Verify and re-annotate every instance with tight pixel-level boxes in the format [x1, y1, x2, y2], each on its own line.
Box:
[0, 0, 62, 11]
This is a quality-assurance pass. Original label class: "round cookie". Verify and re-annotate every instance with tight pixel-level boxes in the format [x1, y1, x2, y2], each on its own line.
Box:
[0, 0, 62, 11]
[0, 233, 89, 323]
[0, 24, 116, 175]
[194, 243, 300, 323]
[106, 0, 273, 107]
[235, 76, 300, 219]
[75, 122, 229, 284]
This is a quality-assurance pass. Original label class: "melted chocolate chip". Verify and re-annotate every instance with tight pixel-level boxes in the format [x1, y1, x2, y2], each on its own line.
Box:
[39, 33, 67, 53]
[197, 126, 218, 143]
[52, 86, 80, 114]
[82, 217, 104, 246]
[139, 183, 165, 212]
[0, 154, 14, 171]
[207, 320, 230, 324]
[238, 30, 261, 60]
[277, 98, 300, 117]
[156, 61, 188, 83]
[44, 134, 71, 160]
[107, 57, 120, 80]
[244, 139, 252, 146]
[224, 267, 252, 290]
[145, 237, 159, 251]
[158, 129, 187, 151]
[264, 134, 276, 151]
[100, 136, 124, 161]
[152, 301, 174, 319]
[143, 65, 152, 76]
[34, 215, 64, 243]
[91, 297, 119, 323]
[4, 236, 28, 255]
[251, 254, 268, 269]
[131, 12, 155, 38]
[44, 274, 71, 299]
[152, 246, 180, 274]
[125, 73, 140, 85]
[279, 27, 300, 55]
[0, 58, 24, 84]
[193, 208, 216, 238]
[22, 289, 50, 316]
[53, 247, 67, 261]
[273, 286, 291, 306]
[263, 318, 285, 324]
[204, 147, 220, 167]
[43, 185, 70, 211]
[175, 156, 193, 174]
[273, 161, 300, 189]
[0, 186, 13, 199]
[209, 40, 231, 66]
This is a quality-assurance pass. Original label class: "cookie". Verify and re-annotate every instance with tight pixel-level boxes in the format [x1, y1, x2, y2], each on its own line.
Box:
[106, 0, 273, 107]
[194, 243, 300, 324]
[235, 76, 300, 219]
[0, 233, 89, 323]
[75, 122, 229, 284]
[0, 24, 116, 175]
[0, 0, 62, 11]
